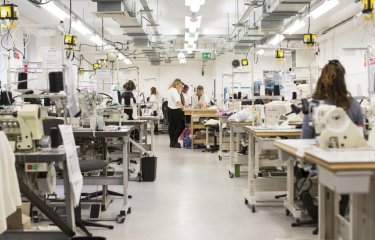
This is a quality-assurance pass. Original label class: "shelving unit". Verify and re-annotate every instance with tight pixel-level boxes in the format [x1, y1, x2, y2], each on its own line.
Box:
[184, 109, 218, 149]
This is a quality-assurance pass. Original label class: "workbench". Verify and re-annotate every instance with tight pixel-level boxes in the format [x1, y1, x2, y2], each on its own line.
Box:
[226, 121, 254, 178]
[243, 126, 301, 212]
[275, 139, 375, 240]
[183, 109, 218, 148]
[273, 139, 318, 220]
[1, 150, 75, 240]
[73, 126, 133, 223]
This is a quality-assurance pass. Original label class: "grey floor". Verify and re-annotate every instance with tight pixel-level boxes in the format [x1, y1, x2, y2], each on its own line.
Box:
[89, 134, 317, 240]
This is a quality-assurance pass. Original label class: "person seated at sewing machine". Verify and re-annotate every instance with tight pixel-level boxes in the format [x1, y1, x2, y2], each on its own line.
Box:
[122, 80, 137, 120]
[192, 85, 210, 109]
[301, 59, 363, 218]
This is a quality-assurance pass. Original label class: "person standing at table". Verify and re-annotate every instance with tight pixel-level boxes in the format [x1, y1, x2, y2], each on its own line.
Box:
[181, 84, 191, 108]
[192, 85, 210, 109]
[122, 80, 136, 120]
[148, 87, 160, 134]
[167, 79, 184, 148]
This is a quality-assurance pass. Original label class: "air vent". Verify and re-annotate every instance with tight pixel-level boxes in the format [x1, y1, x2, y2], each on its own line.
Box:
[93, 11, 127, 18]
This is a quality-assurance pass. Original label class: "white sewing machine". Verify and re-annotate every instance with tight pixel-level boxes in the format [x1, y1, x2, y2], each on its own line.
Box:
[0, 104, 44, 151]
[311, 104, 367, 148]
[0, 104, 56, 193]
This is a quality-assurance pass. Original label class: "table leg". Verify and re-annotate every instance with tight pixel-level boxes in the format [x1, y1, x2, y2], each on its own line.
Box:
[150, 120, 154, 152]
[121, 135, 130, 217]
[319, 183, 335, 240]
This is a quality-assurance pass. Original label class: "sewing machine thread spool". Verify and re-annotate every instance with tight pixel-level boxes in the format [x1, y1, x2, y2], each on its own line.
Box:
[50, 127, 60, 148]
[49, 71, 64, 93]
[292, 92, 297, 100]
[238, 91, 242, 99]
[18, 72, 27, 89]
[274, 85, 280, 96]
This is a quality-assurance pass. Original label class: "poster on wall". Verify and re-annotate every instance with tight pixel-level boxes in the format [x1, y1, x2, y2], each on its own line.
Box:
[42, 48, 62, 71]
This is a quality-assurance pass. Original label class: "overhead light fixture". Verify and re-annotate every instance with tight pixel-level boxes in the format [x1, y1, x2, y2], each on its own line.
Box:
[185, 15, 202, 33]
[0, 4, 18, 20]
[283, 19, 305, 35]
[41, 1, 69, 21]
[64, 35, 77, 47]
[72, 20, 92, 36]
[303, 33, 317, 46]
[256, 49, 265, 55]
[90, 35, 106, 46]
[241, 59, 249, 66]
[185, 0, 205, 12]
[308, 0, 339, 19]
[362, 0, 375, 13]
[275, 49, 285, 59]
[268, 34, 285, 46]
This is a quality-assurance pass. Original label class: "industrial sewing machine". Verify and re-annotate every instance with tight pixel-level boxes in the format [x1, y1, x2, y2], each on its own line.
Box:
[0, 104, 56, 194]
[310, 103, 367, 149]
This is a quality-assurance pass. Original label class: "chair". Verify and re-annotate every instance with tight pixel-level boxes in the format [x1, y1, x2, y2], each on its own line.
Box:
[43, 119, 114, 236]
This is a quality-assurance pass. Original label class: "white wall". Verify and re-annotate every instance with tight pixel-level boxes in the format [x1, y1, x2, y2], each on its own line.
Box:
[317, 21, 374, 97]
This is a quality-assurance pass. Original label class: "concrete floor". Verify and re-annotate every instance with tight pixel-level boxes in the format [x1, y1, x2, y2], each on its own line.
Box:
[89, 134, 317, 240]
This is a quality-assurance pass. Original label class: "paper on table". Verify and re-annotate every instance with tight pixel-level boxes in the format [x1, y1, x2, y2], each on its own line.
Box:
[59, 125, 82, 207]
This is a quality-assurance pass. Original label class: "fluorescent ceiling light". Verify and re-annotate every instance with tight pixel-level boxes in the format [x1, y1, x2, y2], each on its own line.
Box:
[185, 16, 202, 33]
[185, 33, 199, 42]
[283, 19, 305, 35]
[41, 1, 69, 21]
[308, 0, 339, 19]
[256, 49, 265, 55]
[268, 34, 285, 46]
[124, 58, 132, 65]
[72, 21, 92, 36]
[185, 0, 205, 12]
[90, 35, 106, 46]
[118, 53, 125, 61]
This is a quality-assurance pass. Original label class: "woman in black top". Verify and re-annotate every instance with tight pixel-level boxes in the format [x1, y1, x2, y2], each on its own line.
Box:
[122, 80, 136, 120]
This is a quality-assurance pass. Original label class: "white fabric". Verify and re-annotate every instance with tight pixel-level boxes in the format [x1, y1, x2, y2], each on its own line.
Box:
[167, 88, 181, 109]
[0, 131, 22, 234]
[192, 94, 210, 108]
[182, 92, 191, 107]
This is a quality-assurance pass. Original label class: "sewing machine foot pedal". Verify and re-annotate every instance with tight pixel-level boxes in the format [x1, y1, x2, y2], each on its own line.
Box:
[127, 207, 132, 214]
[228, 171, 234, 178]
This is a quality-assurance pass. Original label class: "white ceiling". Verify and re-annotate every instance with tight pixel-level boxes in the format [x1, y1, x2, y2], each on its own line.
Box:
[11, 0, 366, 57]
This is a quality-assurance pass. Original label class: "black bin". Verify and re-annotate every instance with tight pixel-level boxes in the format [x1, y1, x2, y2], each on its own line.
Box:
[71, 237, 106, 240]
[141, 156, 157, 181]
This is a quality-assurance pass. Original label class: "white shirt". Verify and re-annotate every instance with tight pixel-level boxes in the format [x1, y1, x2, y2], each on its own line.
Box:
[148, 94, 159, 112]
[167, 88, 181, 109]
[192, 94, 210, 108]
[182, 92, 191, 107]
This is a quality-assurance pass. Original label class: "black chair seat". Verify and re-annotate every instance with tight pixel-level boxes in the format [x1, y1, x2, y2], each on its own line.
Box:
[79, 160, 106, 172]
[107, 145, 122, 152]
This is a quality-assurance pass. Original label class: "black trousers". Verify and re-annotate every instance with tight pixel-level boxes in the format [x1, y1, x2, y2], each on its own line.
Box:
[168, 107, 185, 144]
[153, 111, 159, 132]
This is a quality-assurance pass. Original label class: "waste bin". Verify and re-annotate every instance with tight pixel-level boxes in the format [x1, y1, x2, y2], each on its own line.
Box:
[141, 156, 157, 181]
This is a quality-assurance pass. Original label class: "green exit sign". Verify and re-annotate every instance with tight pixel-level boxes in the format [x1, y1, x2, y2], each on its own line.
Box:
[202, 52, 212, 60]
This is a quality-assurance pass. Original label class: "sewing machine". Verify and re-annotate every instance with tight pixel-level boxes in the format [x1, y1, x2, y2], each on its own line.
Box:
[0, 104, 44, 151]
[311, 104, 367, 148]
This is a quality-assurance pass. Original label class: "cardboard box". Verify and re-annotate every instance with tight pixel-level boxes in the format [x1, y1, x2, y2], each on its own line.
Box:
[6, 202, 31, 230]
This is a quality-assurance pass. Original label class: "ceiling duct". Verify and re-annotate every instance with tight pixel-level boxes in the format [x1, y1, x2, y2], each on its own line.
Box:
[260, 0, 311, 32]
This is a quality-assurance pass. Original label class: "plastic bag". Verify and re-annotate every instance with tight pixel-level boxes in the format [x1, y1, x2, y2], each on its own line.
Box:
[228, 107, 255, 122]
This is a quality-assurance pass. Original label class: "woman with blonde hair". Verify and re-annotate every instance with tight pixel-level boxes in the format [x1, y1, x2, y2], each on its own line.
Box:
[167, 78, 184, 148]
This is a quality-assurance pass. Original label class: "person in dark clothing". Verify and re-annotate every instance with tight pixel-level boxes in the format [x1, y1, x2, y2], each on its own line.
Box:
[122, 80, 136, 120]
[167, 79, 184, 148]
